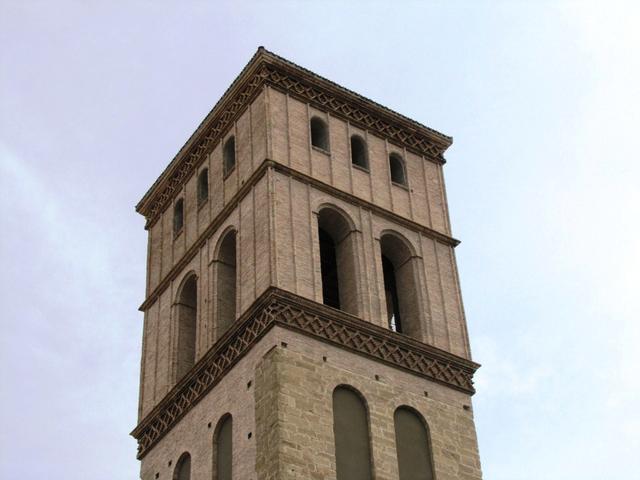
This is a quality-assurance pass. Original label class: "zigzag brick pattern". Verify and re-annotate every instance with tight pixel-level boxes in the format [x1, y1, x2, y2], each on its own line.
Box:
[131, 290, 476, 459]
[143, 63, 446, 227]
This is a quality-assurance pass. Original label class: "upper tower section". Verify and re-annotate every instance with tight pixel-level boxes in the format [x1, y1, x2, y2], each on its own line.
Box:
[136, 47, 455, 235]
[135, 48, 469, 384]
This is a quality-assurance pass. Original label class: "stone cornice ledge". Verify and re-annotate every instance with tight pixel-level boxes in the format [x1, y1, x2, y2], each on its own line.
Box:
[131, 287, 479, 459]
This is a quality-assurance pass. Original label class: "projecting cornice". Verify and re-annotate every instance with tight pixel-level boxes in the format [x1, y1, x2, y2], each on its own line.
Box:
[136, 47, 453, 228]
[131, 288, 478, 459]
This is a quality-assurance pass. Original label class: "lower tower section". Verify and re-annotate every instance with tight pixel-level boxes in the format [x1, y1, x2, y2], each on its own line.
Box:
[133, 289, 482, 480]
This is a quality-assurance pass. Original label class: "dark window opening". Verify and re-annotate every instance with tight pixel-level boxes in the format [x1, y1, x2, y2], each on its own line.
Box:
[310, 117, 330, 151]
[317, 208, 359, 315]
[350, 135, 368, 169]
[223, 136, 236, 176]
[380, 233, 421, 339]
[389, 153, 407, 185]
[333, 387, 373, 480]
[197, 168, 209, 204]
[319, 228, 340, 309]
[173, 199, 184, 235]
[382, 254, 403, 333]
[394, 407, 435, 480]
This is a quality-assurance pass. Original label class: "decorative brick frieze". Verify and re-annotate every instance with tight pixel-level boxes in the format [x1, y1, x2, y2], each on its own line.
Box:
[136, 48, 452, 228]
[260, 64, 449, 160]
[131, 287, 478, 459]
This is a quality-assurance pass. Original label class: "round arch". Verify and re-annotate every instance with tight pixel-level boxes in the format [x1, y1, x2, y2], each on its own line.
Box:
[379, 230, 423, 339]
[378, 230, 418, 267]
[214, 228, 237, 339]
[332, 385, 373, 480]
[316, 206, 360, 315]
[310, 116, 330, 151]
[212, 413, 233, 480]
[213, 225, 238, 260]
[174, 272, 198, 381]
[173, 451, 191, 480]
[317, 203, 357, 242]
[175, 271, 198, 303]
[393, 405, 435, 480]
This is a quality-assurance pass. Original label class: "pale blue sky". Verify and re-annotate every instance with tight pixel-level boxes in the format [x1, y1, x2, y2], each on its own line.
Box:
[1, 1, 638, 479]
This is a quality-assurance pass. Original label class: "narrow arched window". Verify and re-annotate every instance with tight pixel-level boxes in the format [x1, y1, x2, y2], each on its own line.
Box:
[350, 135, 368, 170]
[389, 152, 407, 185]
[174, 198, 184, 235]
[310, 116, 329, 151]
[198, 168, 209, 204]
[223, 136, 236, 176]
[214, 415, 233, 480]
[382, 254, 403, 333]
[216, 230, 237, 338]
[319, 227, 340, 309]
[380, 233, 421, 339]
[394, 407, 435, 480]
[173, 452, 191, 480]
[176, 274, 197, 379]
[317, 207, 359, 315]
[333, 386, 372, 480]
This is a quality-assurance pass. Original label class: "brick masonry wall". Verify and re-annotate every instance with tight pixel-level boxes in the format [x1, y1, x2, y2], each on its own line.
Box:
[139, 327, 482, 479]
[271, 171, 470, 359]
[146, 91, 268, 295]
[138, 173, 272, 419]
[139, 165, 470, 419]
[260, 329, 482, 480]
[265, 86, 452, 235]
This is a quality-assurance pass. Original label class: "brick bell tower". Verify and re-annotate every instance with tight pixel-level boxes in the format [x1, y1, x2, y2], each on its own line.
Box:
[132, 48, 482, 480]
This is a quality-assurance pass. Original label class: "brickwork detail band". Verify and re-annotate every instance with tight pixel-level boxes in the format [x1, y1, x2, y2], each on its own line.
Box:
[139, 60, 449, 227]
[131, 288, 478, 459]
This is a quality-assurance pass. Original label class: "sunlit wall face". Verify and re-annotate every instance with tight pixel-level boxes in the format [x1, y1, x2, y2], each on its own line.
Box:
[1, 2, 638, 479]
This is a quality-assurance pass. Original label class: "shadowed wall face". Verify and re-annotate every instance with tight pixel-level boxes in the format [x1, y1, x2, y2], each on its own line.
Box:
[332, 387, 372, 480]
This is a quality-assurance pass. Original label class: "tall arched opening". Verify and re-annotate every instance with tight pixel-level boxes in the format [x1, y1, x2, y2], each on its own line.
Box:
[332, 386, 373, 480]
[175, 274, 197, 380]
[317, 207, 359, 315]
[173, 452, 191, 480]
[213, 414, 233, 480]
[216, 230, 237, 338]
[379, 233, 422, 339]
[394, 406, 435, 480]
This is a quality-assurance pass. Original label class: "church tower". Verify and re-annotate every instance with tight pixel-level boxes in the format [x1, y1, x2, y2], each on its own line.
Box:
[132, 48, 482, 480]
